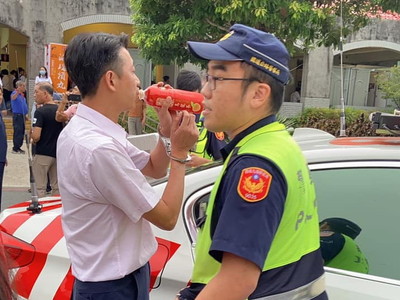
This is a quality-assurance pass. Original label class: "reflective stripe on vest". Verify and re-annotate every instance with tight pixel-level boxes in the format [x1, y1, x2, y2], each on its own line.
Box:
[253, 274, 325, 300]
[191, 121, 321, 286]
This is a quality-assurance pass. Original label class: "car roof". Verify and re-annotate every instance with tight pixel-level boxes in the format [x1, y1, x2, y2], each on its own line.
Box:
[293, 128, 400, 164]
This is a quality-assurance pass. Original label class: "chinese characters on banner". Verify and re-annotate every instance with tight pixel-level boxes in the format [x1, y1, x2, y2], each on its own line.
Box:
[45, 43, 68, 93]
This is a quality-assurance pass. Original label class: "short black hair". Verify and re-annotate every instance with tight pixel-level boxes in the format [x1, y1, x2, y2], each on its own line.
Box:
[241, 62, 284, 114]
[163, 75, 170, 82]
[64, 32, 128, 98]
[176, 70, 202, 92]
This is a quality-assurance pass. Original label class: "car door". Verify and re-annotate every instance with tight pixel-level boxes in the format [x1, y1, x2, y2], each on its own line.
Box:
[181, 161, 400, 299]
[310, 160, 400, 299]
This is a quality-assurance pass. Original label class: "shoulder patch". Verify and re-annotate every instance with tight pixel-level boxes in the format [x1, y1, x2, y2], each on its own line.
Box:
[215, 132, 225, 141]
[237, 167, 272, 202]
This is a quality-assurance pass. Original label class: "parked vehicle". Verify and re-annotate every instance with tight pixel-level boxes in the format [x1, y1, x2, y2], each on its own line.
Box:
[1, 128, 400, 300]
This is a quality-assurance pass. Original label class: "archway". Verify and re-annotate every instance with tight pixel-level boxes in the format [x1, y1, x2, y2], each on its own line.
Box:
[61, 15, 152, 88]
[0, 24, 29, 78]
[331, 41, 400, 108]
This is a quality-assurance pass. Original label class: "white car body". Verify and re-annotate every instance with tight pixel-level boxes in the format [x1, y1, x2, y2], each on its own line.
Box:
[1, 128, 400, 300]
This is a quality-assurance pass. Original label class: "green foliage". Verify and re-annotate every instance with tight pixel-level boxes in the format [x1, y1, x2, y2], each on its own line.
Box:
[375, 66, 400, 109]
[130, 0, 398, 65]
[293, 107, 377, 136]
[144, 106, 159, 133]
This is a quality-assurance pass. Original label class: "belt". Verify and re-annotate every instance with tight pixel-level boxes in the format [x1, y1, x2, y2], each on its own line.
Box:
[253, 274, 325, 300]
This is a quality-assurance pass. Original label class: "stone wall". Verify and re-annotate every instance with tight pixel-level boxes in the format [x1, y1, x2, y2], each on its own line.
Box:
[0, 0, 131, 106]
[279, 102, 304, 118]
[0, 0, 131, 80]
[347, 19, 400, 44]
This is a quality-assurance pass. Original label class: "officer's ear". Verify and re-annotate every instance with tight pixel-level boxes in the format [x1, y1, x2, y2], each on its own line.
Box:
[249, 82, 270, 110]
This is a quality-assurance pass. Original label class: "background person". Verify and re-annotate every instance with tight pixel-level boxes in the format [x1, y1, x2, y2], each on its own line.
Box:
[31, 82, 64, 197]
[58, 32, 198, 300]
[10, 81, 28, 154]
[35, 66, 52, 85]
[177, 24, 327, 300]
[320, 217, 369, 274]
[55, 86, 81, 123]
[163, 75, 171, 85]
[290, 86, 301, 103]
[17, 68, 26, 82]
[126, 88, 146, 135]
[1, 69, 14, 111]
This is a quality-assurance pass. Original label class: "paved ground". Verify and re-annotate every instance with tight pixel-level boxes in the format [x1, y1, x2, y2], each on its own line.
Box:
[3, 140, 30, 188]
[2, 140, 31, 210]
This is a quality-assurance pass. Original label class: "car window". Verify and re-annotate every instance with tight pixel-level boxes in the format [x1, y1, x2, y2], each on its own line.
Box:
[311, 166, 400, 280]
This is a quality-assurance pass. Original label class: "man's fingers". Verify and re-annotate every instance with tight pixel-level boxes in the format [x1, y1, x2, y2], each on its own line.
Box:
[171, 111, 183, 132]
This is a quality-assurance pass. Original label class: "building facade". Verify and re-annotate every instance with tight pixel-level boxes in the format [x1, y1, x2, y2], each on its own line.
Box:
[0, 0, 153, 106]
[1, 0, 399, 117]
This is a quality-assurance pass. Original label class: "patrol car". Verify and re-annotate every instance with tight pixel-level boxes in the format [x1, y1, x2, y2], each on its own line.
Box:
[1, 128, 400, 300]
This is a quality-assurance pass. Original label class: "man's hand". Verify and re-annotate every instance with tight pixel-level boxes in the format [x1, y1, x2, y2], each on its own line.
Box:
[155, 97, 174, 138]
[55, 111, 69, 123]
[169, 111, 199, 158]
[187, 155, 212, 168]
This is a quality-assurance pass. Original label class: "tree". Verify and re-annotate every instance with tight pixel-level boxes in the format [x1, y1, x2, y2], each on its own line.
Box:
[375, 66, 400, 109]
[130, 0, 400, 65]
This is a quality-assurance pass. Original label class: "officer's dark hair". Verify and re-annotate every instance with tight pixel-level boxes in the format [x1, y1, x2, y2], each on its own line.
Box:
[176, 70, 202, 92]
[64, 32, 128, 99]
[240, 62, 284, 114]
[36, 82, 54, 96]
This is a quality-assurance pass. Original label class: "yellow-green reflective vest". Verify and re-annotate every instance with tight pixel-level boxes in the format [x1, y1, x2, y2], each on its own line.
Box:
[326, 234, 369, 274]
[192, 126, 212, 160]
[191, 121, 320, 284]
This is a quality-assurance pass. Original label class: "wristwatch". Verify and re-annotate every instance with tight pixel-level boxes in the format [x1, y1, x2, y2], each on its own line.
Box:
[158, 125, 192, 164]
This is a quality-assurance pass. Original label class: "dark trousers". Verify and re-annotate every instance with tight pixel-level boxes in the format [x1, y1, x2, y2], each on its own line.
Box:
[0, 162, 5, 209]
[72, 263, 150, 300]
[12, 113, 25, 151]
[3, 89, 11, 110]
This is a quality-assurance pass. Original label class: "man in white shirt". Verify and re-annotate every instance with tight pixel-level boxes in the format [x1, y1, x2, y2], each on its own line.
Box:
[58, 32, 199, 300]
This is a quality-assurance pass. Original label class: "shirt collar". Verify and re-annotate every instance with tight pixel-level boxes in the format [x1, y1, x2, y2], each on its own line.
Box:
[76, 104, 128, 146]
[220, 115, 277, 161]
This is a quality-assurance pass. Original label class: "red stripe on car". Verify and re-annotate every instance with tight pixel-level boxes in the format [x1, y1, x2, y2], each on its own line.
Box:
[12, 215, 64, 299]
[53, 267, 74, 300]
[0, 204, 62, 234]
[149, 237, 181, 290]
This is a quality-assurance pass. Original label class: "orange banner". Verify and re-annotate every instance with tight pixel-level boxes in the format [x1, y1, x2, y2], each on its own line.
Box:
[48, 43, 68, 93]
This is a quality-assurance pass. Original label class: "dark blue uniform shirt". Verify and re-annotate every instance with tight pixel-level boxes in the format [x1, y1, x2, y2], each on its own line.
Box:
[212, 116, 327, 299]
[210, 115, 286, 269]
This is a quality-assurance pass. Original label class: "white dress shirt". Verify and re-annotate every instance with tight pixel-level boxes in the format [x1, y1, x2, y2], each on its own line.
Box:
[57, 104, 159, 282]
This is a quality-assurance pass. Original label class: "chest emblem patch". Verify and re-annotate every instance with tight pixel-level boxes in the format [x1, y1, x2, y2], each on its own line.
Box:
[237, 167, 272, 202]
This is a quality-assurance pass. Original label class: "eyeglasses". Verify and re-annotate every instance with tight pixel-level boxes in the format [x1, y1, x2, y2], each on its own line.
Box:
[204, 74, 258, 91]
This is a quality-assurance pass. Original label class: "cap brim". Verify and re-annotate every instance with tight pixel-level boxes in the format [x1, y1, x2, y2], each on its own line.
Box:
[187, 41, 242, 61]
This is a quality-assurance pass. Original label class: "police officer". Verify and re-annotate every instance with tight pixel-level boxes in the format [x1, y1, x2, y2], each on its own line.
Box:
[177, 24, 327, 300]
[320, 217, 369, 274]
